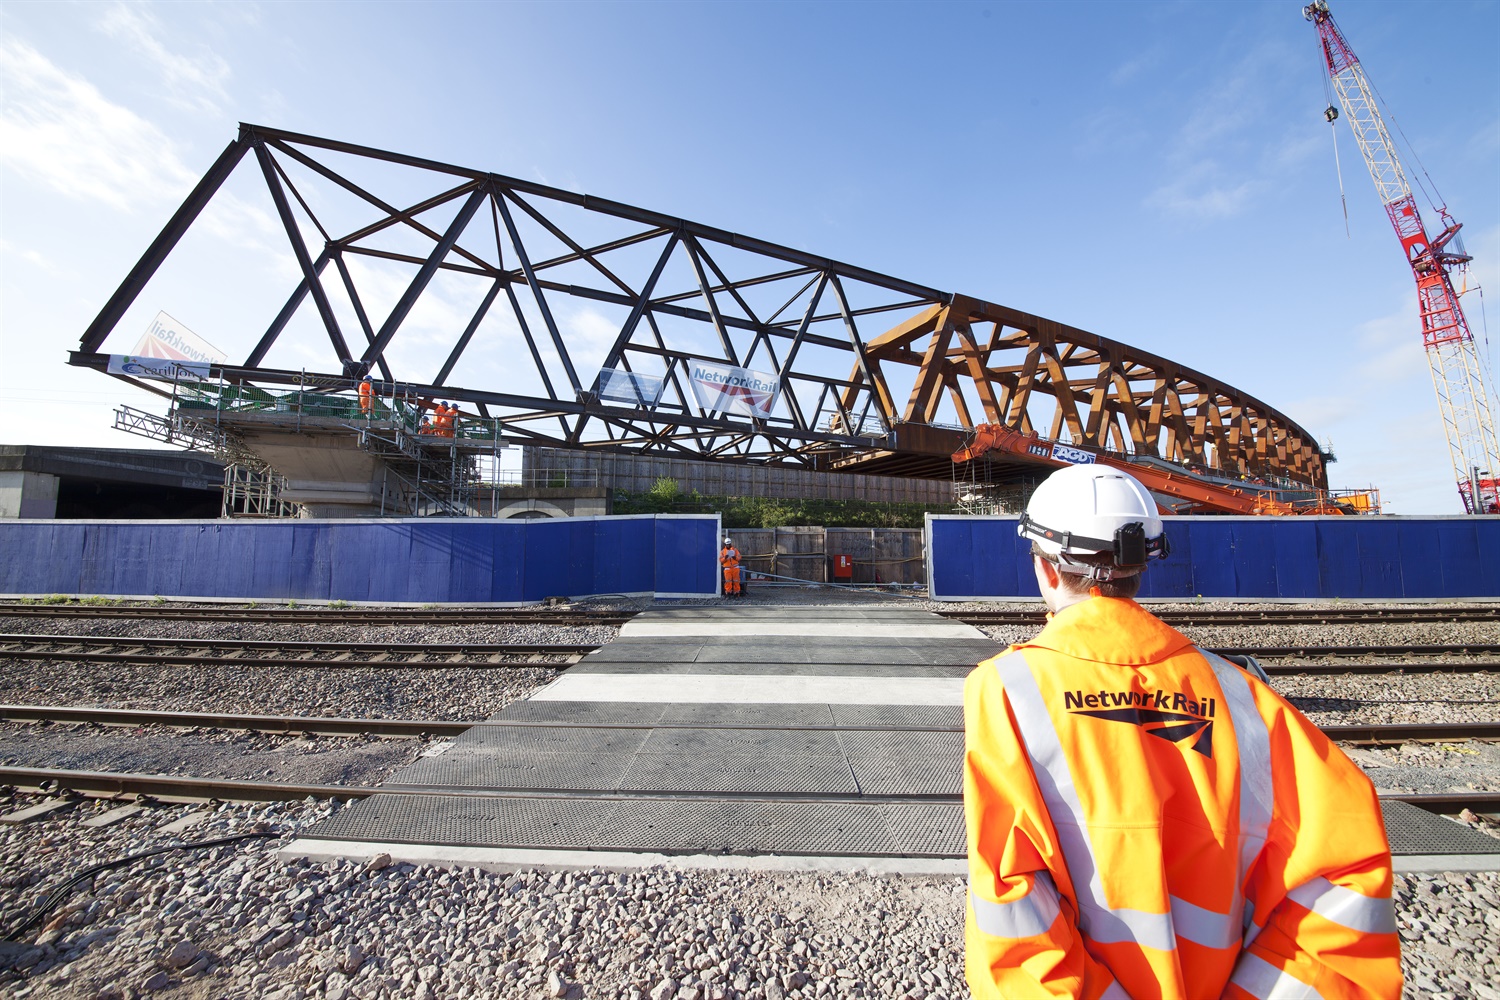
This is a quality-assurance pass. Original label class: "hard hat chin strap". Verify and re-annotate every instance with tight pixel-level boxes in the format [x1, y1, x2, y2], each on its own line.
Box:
[1054, 551, 1142, 582]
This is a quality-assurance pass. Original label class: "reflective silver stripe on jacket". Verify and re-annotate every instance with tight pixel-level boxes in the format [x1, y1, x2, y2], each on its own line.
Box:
[996, 649, 1266, 953]
[1287, 876, 1397, 934]
[968, 871, 1062, 939]
[1228, 953, 1325, 999]
[1199, 647, 1275, 944]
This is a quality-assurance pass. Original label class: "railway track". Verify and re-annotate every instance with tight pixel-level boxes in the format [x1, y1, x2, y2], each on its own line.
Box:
[3, 602, 1496, 629]
[0, 604, 632, 626]
[1, 762, 1494, 817]
[0, 635, 594, 668]
[3, 634, 1498, 672]
[4, 704, 1496, 744]
[949, 607, 1500, 627]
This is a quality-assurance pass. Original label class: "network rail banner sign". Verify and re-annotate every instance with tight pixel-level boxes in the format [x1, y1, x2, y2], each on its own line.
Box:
[106, 355, 212, 382]
[689, 362, 781, 419]
[131, 311, 227, 366]
[597, 368, 665, 406]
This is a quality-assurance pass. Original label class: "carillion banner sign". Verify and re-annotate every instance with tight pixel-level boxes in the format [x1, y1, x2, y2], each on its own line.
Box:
[689, 362, 781, 419]
[107, 355, 213, 382]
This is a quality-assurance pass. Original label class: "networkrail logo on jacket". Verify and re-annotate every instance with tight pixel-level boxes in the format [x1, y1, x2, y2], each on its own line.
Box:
[1062, 689, 1216, 757]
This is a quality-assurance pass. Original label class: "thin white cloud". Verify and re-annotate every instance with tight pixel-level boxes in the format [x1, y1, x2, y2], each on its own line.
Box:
[0, 39, 197, 211]
[1144, 162, 1259, 221]
[1142, 38, 1305, 225]
[1110, 44, 1165, 87]
[95, 3, 231, 114]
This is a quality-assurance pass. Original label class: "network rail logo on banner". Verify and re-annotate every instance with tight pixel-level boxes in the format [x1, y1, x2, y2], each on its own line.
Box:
[689, 362, 781, 419]
[597, 368, 665, 407]
[132, 312, 227, 366]
[106, 355, 212, 382]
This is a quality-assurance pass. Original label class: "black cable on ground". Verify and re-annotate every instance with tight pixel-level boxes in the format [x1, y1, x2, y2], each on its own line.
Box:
[2, 827, 277, 943]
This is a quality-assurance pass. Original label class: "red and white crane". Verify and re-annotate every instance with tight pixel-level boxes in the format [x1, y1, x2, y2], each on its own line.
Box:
[1305, 0, 1500, 514]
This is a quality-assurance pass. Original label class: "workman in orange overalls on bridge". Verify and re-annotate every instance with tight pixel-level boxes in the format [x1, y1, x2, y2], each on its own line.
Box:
[719, 536, 742, 598]
[420, 400, 457, 438]
[358, 375, 374, 416]
[964, 464, 1400, 999]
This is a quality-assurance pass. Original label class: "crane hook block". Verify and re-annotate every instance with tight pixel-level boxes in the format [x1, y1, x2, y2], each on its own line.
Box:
[1324, 105, 1339, 123]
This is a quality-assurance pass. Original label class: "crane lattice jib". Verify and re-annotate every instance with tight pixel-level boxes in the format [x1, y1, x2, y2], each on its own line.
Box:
[1306, 0, 1500, 513]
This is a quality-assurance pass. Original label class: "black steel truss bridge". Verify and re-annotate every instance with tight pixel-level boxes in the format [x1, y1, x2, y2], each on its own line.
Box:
[70, 124, 1329, 489]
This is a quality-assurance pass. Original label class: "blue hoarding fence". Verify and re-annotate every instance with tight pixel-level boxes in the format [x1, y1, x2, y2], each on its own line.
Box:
[0, 514, 721, 604]
[926, 514, 1499, 600]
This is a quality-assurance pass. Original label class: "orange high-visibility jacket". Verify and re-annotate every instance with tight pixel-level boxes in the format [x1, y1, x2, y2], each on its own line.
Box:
[719, 545, 740, 568]
[964, 597, 1401, 1000]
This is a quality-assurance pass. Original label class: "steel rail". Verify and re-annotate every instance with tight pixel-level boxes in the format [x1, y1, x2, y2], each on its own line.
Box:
[0, 635, 596, 668]
[948, 608, 1500, 626]
[0, 605, 631, 626]
[0, 705, 473, 737]
[1260, 660, 1500, 675]
[4, 604, 1496, 628]
[0, 766, 1495, 819]
[3, 704, 1495, 745]
[942, 605, 1494, 620]
[5, 634, 1499, 671]
[1217, 643, 1500, 659]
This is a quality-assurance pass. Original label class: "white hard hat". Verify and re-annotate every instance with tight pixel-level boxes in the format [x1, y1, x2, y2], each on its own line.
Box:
[1018, 464, 1168, 579]
[724, 537, 733, 545]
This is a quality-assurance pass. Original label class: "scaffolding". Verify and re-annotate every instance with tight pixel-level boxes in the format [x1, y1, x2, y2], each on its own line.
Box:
[950, 457, 1032, 515]
[114, 373, 513, 518]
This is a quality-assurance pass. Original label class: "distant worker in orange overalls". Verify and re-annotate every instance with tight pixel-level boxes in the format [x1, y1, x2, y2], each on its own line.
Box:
[358, 375, 374, 416]
[434, 401, 455, 438]
[965, 464, 1400, 999]
[719, 536, 741, 598]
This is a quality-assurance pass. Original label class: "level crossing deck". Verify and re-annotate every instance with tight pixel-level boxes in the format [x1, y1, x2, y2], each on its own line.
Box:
[289, 607, 1500, 873]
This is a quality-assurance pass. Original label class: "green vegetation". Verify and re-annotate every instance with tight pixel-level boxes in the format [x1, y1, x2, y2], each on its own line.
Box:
[613, 478, 962, 529]
[80, 595, 116, 606]
[329, 600, 352, 610]
[151, 595, 167, 605]
[41, 594, 70, 605]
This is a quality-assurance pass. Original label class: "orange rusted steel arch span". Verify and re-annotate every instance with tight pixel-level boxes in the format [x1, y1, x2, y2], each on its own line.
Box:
[839, 294, 1329, 490]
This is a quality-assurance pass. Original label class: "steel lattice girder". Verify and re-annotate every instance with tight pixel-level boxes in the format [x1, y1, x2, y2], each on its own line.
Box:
[70, 123, 1327, 488]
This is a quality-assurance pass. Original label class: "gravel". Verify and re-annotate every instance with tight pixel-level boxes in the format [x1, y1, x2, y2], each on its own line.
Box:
[0, 792, 1494, 999]
[1, 593, 1497, 996]
[0, 661, 561, 723]
[0, 722, 432, 788]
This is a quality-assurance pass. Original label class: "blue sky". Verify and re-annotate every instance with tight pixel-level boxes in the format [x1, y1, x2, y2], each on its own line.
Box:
[1, 0, 1496, 513]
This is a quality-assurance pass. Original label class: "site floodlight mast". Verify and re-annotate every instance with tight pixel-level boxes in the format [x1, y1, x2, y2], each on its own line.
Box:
[1305, 0, 1500, 514]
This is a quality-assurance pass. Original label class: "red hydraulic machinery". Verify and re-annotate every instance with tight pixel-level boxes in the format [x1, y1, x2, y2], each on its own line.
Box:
[1305, 0, 1500, 514]
[952, 424, 1377, 516]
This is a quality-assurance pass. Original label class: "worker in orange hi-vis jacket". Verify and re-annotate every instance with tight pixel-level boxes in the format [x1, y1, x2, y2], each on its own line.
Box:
[719, 537, 741, 597]
[358, 375, 374, 415]
[433, 401, 455, 438]
[964, 464, 1400, 1000]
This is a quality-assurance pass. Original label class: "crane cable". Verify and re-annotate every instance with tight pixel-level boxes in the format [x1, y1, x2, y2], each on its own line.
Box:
[1314, 30, 1351, 237]
[1328, 116, 1351, 238]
